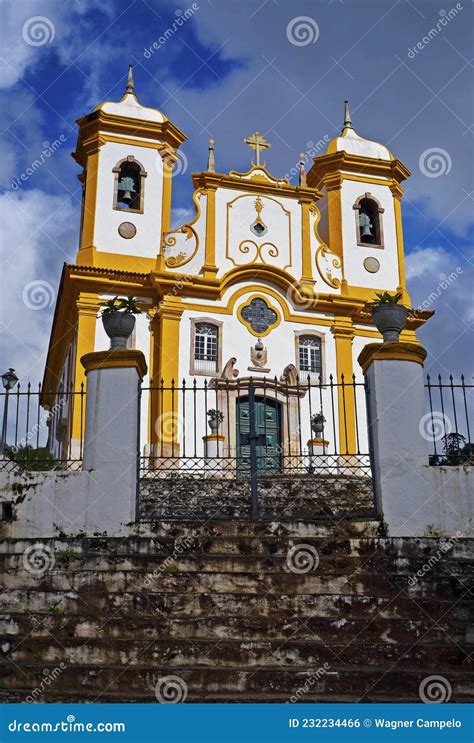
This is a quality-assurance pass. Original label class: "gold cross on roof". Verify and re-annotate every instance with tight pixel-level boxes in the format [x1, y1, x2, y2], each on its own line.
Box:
[243, 131, 271, 167]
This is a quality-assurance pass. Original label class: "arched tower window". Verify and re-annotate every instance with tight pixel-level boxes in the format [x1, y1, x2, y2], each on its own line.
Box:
[112, 156, 147, 213]
[353, 193, 384, 248]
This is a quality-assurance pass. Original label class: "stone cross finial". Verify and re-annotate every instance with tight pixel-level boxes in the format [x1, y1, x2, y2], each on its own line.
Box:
[244, 131, 271, 167]
[343, 100, 353, 131]
[126, 65, 135, 95]
[207, 138, 215, 172]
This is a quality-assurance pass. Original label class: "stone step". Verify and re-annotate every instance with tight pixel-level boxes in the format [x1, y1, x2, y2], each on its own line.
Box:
[1, 567, 470, 597]
[3, 636, 470, 671]
[0, 612, 468, 645]
[1, 535, 470, 560]
[2, 552, 472, 577]
[0, 663, 471, 703]
[1, 589, 469, 622]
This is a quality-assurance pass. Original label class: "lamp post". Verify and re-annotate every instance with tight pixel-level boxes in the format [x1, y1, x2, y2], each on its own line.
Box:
[0, 369, 19, 456]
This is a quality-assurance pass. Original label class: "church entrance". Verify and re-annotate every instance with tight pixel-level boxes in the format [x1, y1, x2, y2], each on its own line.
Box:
[236, 395, 282, 475]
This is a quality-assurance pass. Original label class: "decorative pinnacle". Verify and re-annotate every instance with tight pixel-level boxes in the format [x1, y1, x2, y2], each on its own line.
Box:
[207, 138, 215, 172]
[299, 152, 307, 187]
[343, 100, 353, 131]
[126, 65, 135, 95]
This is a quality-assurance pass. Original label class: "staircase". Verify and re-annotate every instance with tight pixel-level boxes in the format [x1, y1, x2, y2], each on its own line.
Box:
[0, 520, 472, 702]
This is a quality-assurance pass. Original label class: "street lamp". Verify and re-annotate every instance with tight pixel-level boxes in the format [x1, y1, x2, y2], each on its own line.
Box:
[1, 369, 19, 456]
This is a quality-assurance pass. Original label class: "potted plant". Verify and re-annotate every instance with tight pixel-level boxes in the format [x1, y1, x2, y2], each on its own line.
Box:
[311, 412, 326, 437]
[99, 296, 142, 350]
[368, 291, 409, 343]
[207, 409, 224, 433]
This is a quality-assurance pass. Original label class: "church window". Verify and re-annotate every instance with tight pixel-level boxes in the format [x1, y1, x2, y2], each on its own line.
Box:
[298, 335, 322, 381]
[353, 193, 384, 248]
[240, 297, 278, 335]
[113, 156, 147, 213]
[192, 321, 221, 375]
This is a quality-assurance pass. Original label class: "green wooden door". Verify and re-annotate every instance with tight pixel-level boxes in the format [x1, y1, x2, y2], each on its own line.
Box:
[237, 396, 281, 474]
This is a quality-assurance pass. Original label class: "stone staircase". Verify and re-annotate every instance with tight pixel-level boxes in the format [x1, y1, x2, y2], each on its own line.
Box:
[0, 520, 472, 702]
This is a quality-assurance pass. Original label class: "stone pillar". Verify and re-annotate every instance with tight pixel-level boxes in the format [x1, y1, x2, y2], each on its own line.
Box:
[81, 349, 147, 530]
[307, 438, 330, 474]
[358, 341, 429, 533]
[203, 434, 225, 471]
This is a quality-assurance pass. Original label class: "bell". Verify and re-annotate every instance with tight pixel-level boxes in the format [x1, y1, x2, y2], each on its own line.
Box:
[118, 176, 136, 204]
[360, 223, 373, 239]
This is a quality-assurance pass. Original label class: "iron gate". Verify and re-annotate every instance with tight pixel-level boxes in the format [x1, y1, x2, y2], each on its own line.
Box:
[137, 375, 375, 521]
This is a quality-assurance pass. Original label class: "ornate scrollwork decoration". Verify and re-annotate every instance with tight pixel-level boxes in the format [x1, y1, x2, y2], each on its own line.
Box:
[238, 240, 279, 264]
[315, 244, 342, 288]
[161, 189, 204, 268]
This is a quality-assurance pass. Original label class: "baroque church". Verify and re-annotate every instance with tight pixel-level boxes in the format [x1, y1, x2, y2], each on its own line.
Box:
[42, 66, 430, 464]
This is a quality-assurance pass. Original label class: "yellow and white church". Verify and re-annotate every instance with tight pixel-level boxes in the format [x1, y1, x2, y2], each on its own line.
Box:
[42, 67, 430, 463]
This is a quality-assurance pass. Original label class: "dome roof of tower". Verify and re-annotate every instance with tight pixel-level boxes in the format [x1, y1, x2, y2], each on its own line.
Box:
[93, 65, 167, 123]
[325, 101, 393, 161]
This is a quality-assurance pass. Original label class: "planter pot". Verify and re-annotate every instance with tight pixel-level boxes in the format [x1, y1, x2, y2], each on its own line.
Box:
[208, 417, 221, 433]
[311, 421, 324, 436]
[102, 311, 136, 350]
[371, 303, 408, 343]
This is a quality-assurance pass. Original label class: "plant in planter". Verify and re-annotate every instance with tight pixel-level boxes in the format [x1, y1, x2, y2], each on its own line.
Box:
[99, 296, 142, 350]
[310, 412, 326, 437]
[207, 408, 224, 433]
[368, 291, 409, 343]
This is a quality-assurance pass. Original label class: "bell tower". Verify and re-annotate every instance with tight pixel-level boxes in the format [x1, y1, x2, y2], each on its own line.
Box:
[73, 66, 187, 271]
[308, 101, 411, 304]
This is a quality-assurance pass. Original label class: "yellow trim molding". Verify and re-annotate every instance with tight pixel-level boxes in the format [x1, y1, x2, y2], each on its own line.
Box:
[358, 342, 427, 375]
[81, 349, 148, 380]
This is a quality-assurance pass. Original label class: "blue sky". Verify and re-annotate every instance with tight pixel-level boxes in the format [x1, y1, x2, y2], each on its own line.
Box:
[0, 0, 473, 384]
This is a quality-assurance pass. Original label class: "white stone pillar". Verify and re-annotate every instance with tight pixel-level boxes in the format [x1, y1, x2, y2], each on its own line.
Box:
[359, 342, 432, 534]
[81, 349, 148, 531]
[203, 434, 225, 472]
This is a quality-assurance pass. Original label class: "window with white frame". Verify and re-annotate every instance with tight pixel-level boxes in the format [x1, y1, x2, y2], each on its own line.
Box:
[298, 335, 322, 381]
[194, 323, 218, 373]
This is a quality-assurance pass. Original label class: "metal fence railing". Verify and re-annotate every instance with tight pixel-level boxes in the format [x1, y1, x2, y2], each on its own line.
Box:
[425, 374, 473, 466]
[0, 383, 85, 472]
[138, 374, 373, 520]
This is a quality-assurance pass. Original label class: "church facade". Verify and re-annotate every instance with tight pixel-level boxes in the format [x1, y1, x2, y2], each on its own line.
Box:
[42, 68, 430, 464]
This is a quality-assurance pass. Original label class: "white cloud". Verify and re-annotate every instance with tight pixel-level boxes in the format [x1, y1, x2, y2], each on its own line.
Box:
[406, 244, 474, 378]
[0, 189, 77, 383]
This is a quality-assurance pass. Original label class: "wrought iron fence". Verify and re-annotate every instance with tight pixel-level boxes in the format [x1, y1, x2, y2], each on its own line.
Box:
[425, 374, 473, 466]
[138, 374, 374, 520]
[0, 383, 85, 472]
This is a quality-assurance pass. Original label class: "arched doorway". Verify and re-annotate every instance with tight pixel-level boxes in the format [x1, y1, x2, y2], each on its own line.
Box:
[236, 395, 282, 474]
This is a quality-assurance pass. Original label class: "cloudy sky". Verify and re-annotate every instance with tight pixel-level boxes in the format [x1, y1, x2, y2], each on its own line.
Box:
[0, 0, 473, 386]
